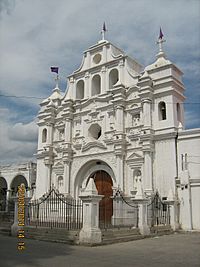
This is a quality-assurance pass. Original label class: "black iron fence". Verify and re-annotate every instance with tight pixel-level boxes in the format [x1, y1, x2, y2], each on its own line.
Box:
[27, 188, 83, 230]
[100, 190, 138, 230]
[147, 192, 170, 227]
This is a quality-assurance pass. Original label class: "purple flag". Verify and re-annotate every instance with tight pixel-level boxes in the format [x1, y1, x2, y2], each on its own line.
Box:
[103, 22, 107, 32]
[159, 27, 164, 39]
[50, 67, 59, 74]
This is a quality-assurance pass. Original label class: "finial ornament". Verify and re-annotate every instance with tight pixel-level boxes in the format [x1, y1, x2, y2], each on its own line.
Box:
[101, 22, 107, 40]
[157, 27, 166, 53]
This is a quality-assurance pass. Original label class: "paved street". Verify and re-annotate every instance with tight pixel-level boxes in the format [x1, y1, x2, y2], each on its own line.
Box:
[0, 232, 199, 267]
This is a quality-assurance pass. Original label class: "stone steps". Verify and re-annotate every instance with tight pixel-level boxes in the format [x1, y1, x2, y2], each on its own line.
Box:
[0, 224, 173, 245]
[101, 228, 142, 245]
[101, 225, 173, 245]
[150, 225, 173, 235]
[24, 227, 80, 244]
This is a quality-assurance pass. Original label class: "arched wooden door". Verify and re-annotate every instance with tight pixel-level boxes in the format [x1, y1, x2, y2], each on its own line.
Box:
[93, 170, 113, 227]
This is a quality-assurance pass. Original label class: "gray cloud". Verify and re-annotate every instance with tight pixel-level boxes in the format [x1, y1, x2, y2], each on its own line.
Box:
[8, 121, 38, 142]
[0, 109, 37, 164]
[0, 0, 15, 16]
[0, 0, 199, 163]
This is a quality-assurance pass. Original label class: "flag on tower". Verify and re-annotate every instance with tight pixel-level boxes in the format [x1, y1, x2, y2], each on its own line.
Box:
[159, 27, 164, 39]
[103, 22, 107, 32]
[50, 67, 59, 74]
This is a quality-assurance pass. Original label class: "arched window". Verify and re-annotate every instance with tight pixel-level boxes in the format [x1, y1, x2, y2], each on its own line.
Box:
[91, 75, 101, 96]
[177, 103, 181, 122]
[42, 128, 47, 143]
[76, 80, 84, 99]
[109, 69, 119, 88]
[158, 101, 167, 120]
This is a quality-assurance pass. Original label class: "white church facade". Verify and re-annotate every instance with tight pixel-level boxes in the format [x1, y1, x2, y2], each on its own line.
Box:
[34, 34, 200, 231]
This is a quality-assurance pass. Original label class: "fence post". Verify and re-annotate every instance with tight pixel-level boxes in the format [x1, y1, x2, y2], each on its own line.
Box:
[133, 180, 150, 235]
[11, 195, 31, 237]
[137, 200, 150, 235]
[165, 189, 180, 231]
[79, 178, 103, 245]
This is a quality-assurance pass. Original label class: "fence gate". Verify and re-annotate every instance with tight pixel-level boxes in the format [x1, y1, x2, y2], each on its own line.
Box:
[100, 190, 138, 230]
[147, 192, 170, 227]
[27, 188, 83, 230]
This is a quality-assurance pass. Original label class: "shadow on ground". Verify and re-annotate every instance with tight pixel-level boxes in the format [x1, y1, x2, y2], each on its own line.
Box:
[0, 235, 73, 267]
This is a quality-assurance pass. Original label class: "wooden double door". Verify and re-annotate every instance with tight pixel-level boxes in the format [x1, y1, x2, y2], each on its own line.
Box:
[93, 170, 113, 226]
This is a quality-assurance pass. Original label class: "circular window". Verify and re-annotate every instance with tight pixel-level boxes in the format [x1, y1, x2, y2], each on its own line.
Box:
[93, 53, 102, 64]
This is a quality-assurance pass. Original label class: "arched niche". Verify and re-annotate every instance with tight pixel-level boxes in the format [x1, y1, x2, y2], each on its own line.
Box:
[91, 75, 101, 96]
[42, 128, 47, 143]
[158, 101, 167, 121]
[109, 68, 119, 88]
[76, 80, 84, 99]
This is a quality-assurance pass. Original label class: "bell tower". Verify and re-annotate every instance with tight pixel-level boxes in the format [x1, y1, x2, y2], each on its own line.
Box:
[145, 31, 185, 135]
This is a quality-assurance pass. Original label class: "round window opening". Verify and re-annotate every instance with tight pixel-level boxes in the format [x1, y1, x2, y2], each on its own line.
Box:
[93, 53, 102, 64]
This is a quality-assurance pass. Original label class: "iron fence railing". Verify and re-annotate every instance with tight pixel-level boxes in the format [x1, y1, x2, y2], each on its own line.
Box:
[27, 188, 83, 230]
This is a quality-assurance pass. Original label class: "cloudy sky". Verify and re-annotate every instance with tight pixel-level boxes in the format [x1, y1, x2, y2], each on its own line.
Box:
[0, 0, 199, 164]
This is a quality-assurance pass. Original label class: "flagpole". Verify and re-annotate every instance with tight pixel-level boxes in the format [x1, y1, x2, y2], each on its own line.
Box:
[101, 30, 105, 40]
[55, 74, 59, 89]
[101, 22, 107, 41]
[156, 27, 166, 53]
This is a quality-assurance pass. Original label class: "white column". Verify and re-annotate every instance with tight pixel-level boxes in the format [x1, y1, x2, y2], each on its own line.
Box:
[84, 72, 90, 98]
[63, 161, 71, 194]
[64, 119, 72, 142]
[143, 151, 153, 194]
[116, 155, 124, 190]
[47, 123, 53, 145]
[116, 106, 124, 132]
[142, 99, 152, 127]
[119, 60, 124, 84]
[45, 164, 52, 192]
[69, 77, 75, 99]
[102, 44, 107, 64]
[101, 66, 106, 94]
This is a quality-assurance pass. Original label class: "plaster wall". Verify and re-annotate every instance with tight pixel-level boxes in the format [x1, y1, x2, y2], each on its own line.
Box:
[153, 138, 177, 197]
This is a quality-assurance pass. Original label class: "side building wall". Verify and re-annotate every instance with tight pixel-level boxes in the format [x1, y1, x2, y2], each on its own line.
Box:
[177, 129, 200, 230]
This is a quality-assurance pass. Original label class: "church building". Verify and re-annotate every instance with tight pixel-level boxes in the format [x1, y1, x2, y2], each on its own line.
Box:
[34, 29, 200, 231]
